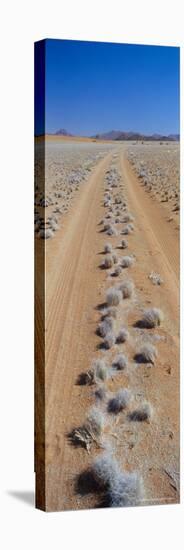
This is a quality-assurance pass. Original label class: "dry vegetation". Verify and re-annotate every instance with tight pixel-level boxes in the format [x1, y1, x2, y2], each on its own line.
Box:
[127, 142, 179, 220]
[38, 140, 179, 511]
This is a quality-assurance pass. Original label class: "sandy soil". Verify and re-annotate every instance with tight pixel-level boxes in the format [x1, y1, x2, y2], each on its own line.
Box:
[35, 141, 179, 511]
[127, 142, 180, 223]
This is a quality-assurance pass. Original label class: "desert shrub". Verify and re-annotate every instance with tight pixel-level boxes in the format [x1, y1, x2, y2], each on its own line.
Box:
[106, 287, 122, 307]
[121, 239, 128, 249]
[108, 388, 131, 413]
[109, 470, 143, 507]
[135, 343, 157, 364]
[95, 386, 107, 401]
[49, 219, 58, 231]
[129, 402, 153, 422]
[92, 359, 109, 382]
[116, 328, 129, 344]
[97, 317, 115, 338]
[115, 196, 122, 204]
[121, 256, 134, 268]
[104, 331, 116, 349]
[38, 228, 54, 239]
[104, 222, 113, 232]
[118, 280, 134, 299]
[122, 213, 134, 223]
[114, 265, 122, 277]
[103, 255, 113, 269]
[107, 226, 118, 236]
[102, 306, 118, 320]
[104, 243, 113, 254]
[92, 452, 120, 487]
[148, 272, 164, 286]
[112, 253, 118, 264]
[141, 308, 164, 328]
[121, 224, 134, 235]
[71, 407, 105, 451]
[85, 407, 105, 438]
[112, 353, 128, 370]
[121, 225, 131, 235]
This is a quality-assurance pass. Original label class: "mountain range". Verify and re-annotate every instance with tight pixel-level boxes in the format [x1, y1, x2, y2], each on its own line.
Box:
[54, 128, 179, 141]
[91, 130, 179, 141]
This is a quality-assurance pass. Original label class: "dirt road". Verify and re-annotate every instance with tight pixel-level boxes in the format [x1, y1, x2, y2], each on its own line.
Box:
[36, 147, 179, 511]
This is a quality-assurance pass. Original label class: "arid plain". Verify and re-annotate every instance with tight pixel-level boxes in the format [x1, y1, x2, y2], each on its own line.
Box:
[35, 138, 179, 511]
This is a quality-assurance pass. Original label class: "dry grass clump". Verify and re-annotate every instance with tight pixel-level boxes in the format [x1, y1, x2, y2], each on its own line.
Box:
[92, 358, 109, 382]
[121, 239, 128, 249]
[49, 219, 58, 231]
[106, 226, 118, 236]
[115, 196, 122, 204]
[121, 225, 132, 235]
[85, 407, 105, 437]
[148, 272, 164, 285]
[109, 470, 143, 507]
[114, 265, 122, 277]
[104, 243, 113, 254]
[108, 388, 132, 413]
[112, 353, 128, 370]
[104, 331, 116, 349]
[92, 452, 120, 487]
[71, 407, 105, 452]
[135, 343, 157, 364]
[129, 402, 153, 423]
[104, 222, 113, 232]
[122, 213, 134, 223]
[92, 452, 143, 507]
[116, 328, 129, 344]
[112, 253, 118, 264]
[122, 223, 134, 234]
[97, 317, 115, 338]
[102, 306, 118, 319]
[102, 255, 113, 269]
[106, 287, 122, 307]
[38, 228, 54, 239]
[118, 279, 134, 299]
[121, 256, 134, 268]
[95, 386, 107, 401]
[141, 308, 164, 328]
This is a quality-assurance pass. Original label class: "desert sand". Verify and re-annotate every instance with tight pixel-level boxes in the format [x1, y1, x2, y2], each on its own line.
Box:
[35, 139, 179, 511]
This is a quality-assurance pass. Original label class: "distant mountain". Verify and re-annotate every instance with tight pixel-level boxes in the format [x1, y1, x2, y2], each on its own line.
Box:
[91, 130, 180, 142]
[55, 128, 73, 136]
[167, 134, 180, 141]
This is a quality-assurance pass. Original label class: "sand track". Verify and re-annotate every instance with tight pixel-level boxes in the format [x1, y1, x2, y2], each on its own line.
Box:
[121, 154, 179, 324]
[36, 147, 179, 511]
[42, 152, 114, 510]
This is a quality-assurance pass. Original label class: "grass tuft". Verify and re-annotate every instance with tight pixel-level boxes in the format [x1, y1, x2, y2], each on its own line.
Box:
[106, 287, 122, 307]
[141, 308, 164, 328]
[112, 353, 128, 370]
[121, 256, 134, 268]
[92, 358, 109, 382]
[104, 331, 116, 349]
[121, 239, 128, 249]
[116, 328, 129, 344]
[108, 388, 131, 413]
[134, 343, 157, 364]
[118, 280, 134, 299]
[129, 402, 153, 422]
[104, 243, 113, 254]
[97, 317, 115, 338]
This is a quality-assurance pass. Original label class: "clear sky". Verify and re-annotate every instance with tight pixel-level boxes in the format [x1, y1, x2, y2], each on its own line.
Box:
[43, 39, 179, 136]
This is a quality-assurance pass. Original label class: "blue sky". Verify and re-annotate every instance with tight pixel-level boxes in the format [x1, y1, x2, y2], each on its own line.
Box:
[43, 39, 179, 136]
